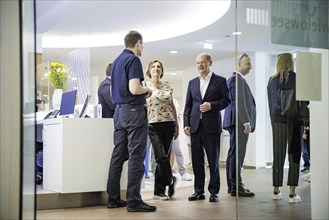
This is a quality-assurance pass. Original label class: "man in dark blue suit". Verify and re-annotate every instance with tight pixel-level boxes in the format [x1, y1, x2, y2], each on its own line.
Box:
[223, 53, 256, 197]
[183, 53, 229, 202]
[98, 63, 116, 118]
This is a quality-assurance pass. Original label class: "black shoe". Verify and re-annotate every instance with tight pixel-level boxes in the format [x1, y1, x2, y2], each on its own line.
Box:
[231, 188, 255, 197]
[127, 202, 157, 212]
[188, 193, 206, 201]
[107, 199, 127, 208]
[209, 194, 219, 202]
[230, 187, 250, 193]
[168, 176, 177, 198]
[301, 167, 310, 173]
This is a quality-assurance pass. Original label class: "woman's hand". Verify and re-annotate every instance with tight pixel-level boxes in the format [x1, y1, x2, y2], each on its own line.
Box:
[174, 124, 179, 139]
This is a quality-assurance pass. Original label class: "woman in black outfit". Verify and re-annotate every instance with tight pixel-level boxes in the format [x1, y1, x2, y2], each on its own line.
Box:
[267, 53, 303, 203]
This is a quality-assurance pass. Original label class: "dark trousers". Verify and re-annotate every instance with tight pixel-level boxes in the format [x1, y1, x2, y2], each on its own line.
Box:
[302, 126, 310, 168]
[190, 120, 220, 195]
[148, 121, 175, 195]
[226, 124, 249, 191]
[107, 104, 147, 208]
[302, 140, 310, 168]
[271, 120, 301, 187]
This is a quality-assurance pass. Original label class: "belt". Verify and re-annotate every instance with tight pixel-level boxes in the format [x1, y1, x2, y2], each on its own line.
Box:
[116, 103, 144, 107]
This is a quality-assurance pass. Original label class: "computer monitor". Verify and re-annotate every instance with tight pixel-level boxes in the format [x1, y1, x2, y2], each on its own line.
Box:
[59, 90, 77, 117]
[79, 95, 91, 118]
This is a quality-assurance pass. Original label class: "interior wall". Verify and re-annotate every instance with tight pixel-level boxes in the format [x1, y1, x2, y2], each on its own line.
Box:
[168, 79, 183, 110]
[254, 52, 268, 168]
[0, 1, 21, 219]
[309, 48, 329, 219]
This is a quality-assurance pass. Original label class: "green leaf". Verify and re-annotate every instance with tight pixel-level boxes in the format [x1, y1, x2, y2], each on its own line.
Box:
[45, 61, 68, 90]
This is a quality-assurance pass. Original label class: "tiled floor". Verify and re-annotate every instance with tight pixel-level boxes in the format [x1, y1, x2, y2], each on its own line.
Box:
[37, 168, 311, 219]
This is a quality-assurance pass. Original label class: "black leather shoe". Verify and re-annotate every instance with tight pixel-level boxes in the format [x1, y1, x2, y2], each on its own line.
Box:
[127, 202, 157, 212]
[107, 199, 127, 208]
[209, 194, 219, 202]
[188, 193, 205, 201]
[231, 188, 255, 197]
[230, 187, 250, 193]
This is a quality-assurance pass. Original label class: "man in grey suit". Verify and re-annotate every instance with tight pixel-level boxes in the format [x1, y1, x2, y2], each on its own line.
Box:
[223, 53, 256, 197]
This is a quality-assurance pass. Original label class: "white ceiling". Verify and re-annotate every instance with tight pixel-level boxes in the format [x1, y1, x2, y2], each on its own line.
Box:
[37, 0, 301, 81]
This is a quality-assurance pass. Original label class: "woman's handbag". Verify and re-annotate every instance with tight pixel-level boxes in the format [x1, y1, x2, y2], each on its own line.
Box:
[280, 89, 295, 116]
[280, 89, 300, 120]
[298, 101, 309, 121]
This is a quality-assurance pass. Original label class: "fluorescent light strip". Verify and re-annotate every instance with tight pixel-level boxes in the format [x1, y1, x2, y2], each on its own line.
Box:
[246, 8, 269, 26]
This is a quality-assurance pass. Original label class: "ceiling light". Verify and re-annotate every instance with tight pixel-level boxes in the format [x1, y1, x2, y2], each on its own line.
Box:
[232, 32, 242, 35]
[203, 42, 213, 49]
[170, 72, 177, 75]
[41, 1, 232, 48]
[170, 51, 178, 54]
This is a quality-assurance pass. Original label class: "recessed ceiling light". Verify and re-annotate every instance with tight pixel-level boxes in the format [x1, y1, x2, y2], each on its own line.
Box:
[170, 72, 177, 75]
[232, 32, 242, 35]
[170, 51, 178, 54]
[203, 42, 213, 49]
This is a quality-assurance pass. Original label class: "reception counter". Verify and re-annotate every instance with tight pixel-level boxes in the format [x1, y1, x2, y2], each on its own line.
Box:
[41, 118, 127, 193]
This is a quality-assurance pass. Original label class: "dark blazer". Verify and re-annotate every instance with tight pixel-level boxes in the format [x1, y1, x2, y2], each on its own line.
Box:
[267, 71, 296, 122]
[184, 73, 229, 134]
[223, 72, 256, 132]
[98, 77, 116, 118]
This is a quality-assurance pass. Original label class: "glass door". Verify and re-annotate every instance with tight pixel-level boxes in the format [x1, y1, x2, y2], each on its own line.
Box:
[0, 0, 36, 219]
[235, 0, 328, 218]
[22, 0, 36, 218]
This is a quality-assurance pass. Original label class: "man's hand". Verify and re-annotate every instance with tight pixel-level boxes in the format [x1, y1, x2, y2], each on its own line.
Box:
[200, 102, 211, 113]
[184, 126, 191, 136]
[244, 123, 251, 134]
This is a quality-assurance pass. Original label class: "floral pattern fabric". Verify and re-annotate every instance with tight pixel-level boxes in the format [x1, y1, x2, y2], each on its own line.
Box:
[146, 81, 175, 124]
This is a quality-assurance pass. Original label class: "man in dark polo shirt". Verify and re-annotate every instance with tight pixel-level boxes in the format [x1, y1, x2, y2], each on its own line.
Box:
[106, 30, 156, 212]
[98, 63, 115, 118]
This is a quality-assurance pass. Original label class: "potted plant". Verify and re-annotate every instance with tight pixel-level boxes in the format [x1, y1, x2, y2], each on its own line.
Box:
[45, 61, 69, 109]
[46, 61, 68, 90]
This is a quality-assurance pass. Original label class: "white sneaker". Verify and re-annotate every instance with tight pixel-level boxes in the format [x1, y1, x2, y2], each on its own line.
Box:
[273, 191, 282, 200]
[153, 194, 169, 200]
[181, 173, 192, 181]
[289, 193, 302, 203]
[304, 173, 311, 182]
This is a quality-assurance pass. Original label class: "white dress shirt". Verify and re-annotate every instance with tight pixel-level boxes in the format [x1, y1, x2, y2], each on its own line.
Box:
[199, 71, 212, 99]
